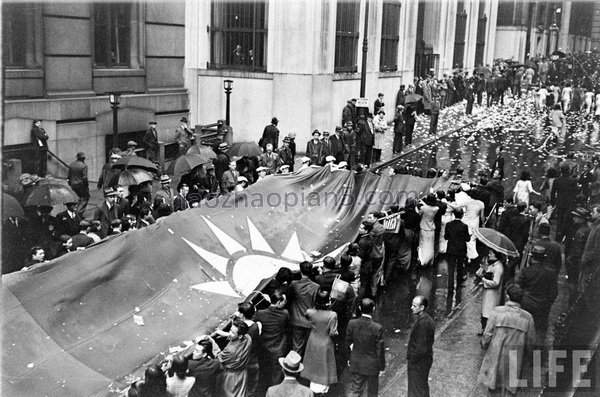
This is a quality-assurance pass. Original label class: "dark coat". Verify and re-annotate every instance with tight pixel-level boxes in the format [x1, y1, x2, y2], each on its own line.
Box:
[506, 213, 531, 252]
[444, 219, 470, 257]
[31, 125, 49, 150]
[55, 210, 82, 237]
[214, 153, 230, 182]
[306, 140, 325, 166]
[187, 356, 223, 397]
[71, 232, 94, 249]
[407, 312, 435, 364]
[288, 276, 319, 329]
[255, 306, 290, 356]
[142, 127, 160, 152]
[517, 263, 558, 314]
[93, 201, 119, 239]
[261, 124, 280, 149]
[551, 175, 578, 208]
[68, 160, 89, 199]
[346, 315, 385, 375]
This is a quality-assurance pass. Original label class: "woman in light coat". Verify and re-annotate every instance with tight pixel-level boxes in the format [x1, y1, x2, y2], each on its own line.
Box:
[476, 249, 505, 334]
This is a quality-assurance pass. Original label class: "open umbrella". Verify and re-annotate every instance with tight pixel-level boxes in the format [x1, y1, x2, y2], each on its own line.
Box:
[108, 168, 154, 187]
[228, 142, 262, 158]
[24, 182, 79, 207]
[165, 154, 209, 184]
[473, 227, 519, 258]
[404, 93, 423, 104]
[2, 192, 25, 220]
[112, 156, 159, 173]
[186, 144, 217, 160]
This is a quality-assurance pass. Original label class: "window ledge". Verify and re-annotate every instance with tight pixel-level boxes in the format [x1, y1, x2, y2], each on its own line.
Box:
[378, 71, 402, 78]
[199, 69, 273, 80]
[333, 72, 360, 81]
[5, 68, 44, 79]
[93, 68, 146, 78]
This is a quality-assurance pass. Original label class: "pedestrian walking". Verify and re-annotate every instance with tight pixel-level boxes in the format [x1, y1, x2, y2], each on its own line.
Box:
[407, 295, 435, 397]
[346, 298, 385, 397]
[265, 351, 312, 397]
[175, 117, 195, 157]
[404, 103, 417, 146]
[475, 249, 505, 334]
[393, 105, 405, 154]
[288, 261, 319, 357]
[372, 110, 387, 162]
[478, 284, 535, 397]
[444, 208, 470, 311]
[67, 152, 90, 216]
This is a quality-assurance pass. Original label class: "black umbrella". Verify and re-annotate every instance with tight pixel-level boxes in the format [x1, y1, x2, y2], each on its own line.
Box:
[112, 156, 159, 173]
[24, 183, 79, 207]
[109, 168, 154, 187]
[2, 192, 25, 220]
[228, 142, 262, 158]
[186, 144, 217, 160]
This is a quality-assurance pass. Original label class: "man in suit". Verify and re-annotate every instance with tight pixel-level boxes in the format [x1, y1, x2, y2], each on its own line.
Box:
[373, 92, 385, 115]
[70, 220, 95, 250]
[220, 160, 239, 194]
[153, 175, 174, 215]
[93, 188, 119, 239]
[68, 152, 90, 216]
[260, 143, 280, 174]
[2, 215, 30, 274]
[142, 121, 160, 163]
[288, 261, 319, 357]
[30, 118, 49, 176]
[278, 137, 294, 171]
[56, 201, 82, 237]
[213, 142, 231, 182]
[329, 127, 346, 163]
[260, 117, 280, 151]
[306, 130, 325, 166]
[174, 116, 195, 156]
[173, 183, 190, 212]
[407, 295, 435, 397]
[444, 208, 471, 311]
[346, 298, 385, 397]
[266, 351, 313, 397]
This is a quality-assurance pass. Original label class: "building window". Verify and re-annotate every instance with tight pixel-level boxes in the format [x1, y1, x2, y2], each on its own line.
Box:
[210, 1, 268, 71]
[94, 3, 131, 68]
[2, 3, 36, 67]
[335, 0, 360, 73]
[380, 1, 401, 72]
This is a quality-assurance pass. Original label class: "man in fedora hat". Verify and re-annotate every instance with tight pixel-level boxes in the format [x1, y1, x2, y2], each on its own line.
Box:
[93, 188, 119, 238]
[56, 201, 82, 237]
[306, 129, 325, 166]
[142, 120, 160, 163]
[68, 152, 90, 216]
[154, 175, 174, 213]
[175, 116, 195, 156]
[214, 142, 230, 182]
[516, 245, 558, 345]
[278, 136, 294, 171]
[565, 207, 591, 302]
[266, 351, 312, 397]
[97, 152, 121, 190]
[260, 117, 280, 151]
[123, 141, 138, 157]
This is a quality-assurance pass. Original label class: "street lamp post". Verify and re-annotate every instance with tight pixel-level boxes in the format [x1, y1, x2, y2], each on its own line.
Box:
[224, 80, 233, 126]
[359, 0, 370, 98]
[108, 93, 121, 148]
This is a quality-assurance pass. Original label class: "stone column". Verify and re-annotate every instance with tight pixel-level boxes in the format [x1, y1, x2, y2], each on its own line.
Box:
[558, 1, 571, 52]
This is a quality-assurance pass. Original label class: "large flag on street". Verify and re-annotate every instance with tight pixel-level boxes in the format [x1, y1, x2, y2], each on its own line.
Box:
[2, 166, 451, 396]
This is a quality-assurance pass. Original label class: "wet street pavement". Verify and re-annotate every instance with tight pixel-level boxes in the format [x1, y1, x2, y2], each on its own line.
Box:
[331, 93, 592, 396]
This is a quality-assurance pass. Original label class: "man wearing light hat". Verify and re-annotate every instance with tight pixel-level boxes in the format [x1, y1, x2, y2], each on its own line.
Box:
[97, 152, 121, 191]
[93, 188, 119, 238]
[123, 141, 138, 157]
[68, 152, 90, 216]
[279, 164, 290, 174]
[306, 129, 325, 166]
[142, 120, 160, 163]
[299, 157, 311, 171]
[256, 166, 269, 180]
[154, 175, 174, 213]
[175, 116, 195, 156]
[265, 351, 312, 397]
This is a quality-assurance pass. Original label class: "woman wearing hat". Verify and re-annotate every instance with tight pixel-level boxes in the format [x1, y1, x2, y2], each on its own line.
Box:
[417, 193, 439, 267]
[301, 289, 338, 395]
[475, 248, 505, 335]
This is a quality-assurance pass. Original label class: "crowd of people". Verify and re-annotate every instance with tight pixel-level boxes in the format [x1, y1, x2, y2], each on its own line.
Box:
[7, 49, 600, 396]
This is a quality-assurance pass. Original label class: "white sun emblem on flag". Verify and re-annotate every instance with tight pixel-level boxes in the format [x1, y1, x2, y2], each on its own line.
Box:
[181, 216, 346, 298]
